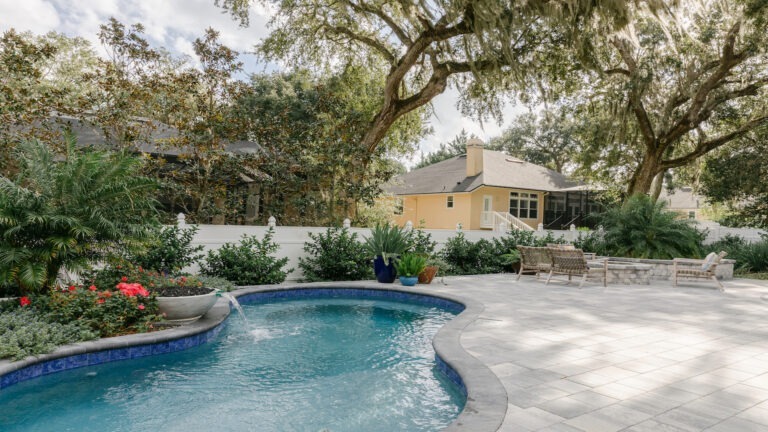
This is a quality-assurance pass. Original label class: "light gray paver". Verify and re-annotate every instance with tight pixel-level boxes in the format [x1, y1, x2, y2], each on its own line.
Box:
[420, 275, 768, 431]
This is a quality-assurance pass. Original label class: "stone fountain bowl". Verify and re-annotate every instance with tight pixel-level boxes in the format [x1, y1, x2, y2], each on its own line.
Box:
[155, 287, 218, 324]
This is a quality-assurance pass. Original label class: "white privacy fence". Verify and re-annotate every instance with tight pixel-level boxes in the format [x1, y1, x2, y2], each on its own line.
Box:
[185, 220, 581, 281]
[184, 217, 765, 281]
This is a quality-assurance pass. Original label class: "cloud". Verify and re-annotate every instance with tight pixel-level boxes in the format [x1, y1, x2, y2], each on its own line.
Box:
[0, 0, 61, 34]
[1, 0, 270, 58]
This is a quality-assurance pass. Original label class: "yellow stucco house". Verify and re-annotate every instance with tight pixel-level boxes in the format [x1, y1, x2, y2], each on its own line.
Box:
[386, 138, 599, 230]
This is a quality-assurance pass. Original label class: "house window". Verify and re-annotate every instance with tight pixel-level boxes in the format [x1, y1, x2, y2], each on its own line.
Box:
[509, 192, 538, 219]
[394, 198, 403, 215]
[446, 195, 454, 208]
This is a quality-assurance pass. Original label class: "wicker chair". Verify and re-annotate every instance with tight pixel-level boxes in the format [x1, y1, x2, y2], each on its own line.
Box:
[547, 243, 596, 260]
[546, 247, 607, 288]
[672, 251, 728, 291]
[516, 246, 553, 280]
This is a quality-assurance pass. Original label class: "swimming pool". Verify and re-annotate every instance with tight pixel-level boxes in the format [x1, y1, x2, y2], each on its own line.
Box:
[0, 297, 465, 431]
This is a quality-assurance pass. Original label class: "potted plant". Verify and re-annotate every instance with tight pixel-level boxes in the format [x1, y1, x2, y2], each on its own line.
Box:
[419, 256, 445, 284]
[363, 224, 409, 283]
[395, 253, 427, 286]
[87, 263, 219, 324]
[152, 275, 218, 324]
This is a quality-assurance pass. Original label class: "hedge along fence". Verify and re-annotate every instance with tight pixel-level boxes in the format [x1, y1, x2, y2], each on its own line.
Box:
[181, 218, 758, 281]
[182, 223, 576, 281]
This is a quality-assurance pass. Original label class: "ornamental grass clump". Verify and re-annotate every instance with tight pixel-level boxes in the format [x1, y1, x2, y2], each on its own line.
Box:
[363, 224, 409, 261]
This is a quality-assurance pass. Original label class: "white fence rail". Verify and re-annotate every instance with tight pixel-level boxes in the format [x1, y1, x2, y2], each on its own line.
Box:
[187, 223, 579, 281]
[185, 220, 765, 281]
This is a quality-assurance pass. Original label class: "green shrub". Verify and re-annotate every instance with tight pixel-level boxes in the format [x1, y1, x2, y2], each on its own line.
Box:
[33, 284, 161, 338]
[0, 138, 159, 294]
[406, 226, 437, 256]
[707, 235, 768, 273]
[439, 233, 499, 275]
[128, 225, 204, 274]
[597, 194, 704, 259]
[0, 307, 97, 361]
[200, 228, 291, 285]
[299, 227, 373, 282]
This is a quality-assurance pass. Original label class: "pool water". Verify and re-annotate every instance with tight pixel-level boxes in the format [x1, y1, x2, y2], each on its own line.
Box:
[0, 298, 465, 431]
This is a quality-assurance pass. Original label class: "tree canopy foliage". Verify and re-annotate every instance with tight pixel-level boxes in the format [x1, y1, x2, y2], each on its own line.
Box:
[487, 109, 580, 173]
[0, 20, 424, 226]
[217, 0, 654, 158]
[700, 129, 768, 228]
[575, 0, 768, 196]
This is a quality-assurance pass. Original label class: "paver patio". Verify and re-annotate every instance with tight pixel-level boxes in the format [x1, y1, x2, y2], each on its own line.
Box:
[426, 274, 768, 431]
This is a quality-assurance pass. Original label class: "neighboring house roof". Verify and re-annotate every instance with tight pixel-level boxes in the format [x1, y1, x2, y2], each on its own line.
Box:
[21, 115, 263, 158]
[660, 187, 701, 210]
[387, 150, 582, 195]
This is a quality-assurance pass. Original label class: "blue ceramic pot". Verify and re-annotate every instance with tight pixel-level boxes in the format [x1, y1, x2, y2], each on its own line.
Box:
[373, 256, 397, 283]
[399, 276, 418, 286]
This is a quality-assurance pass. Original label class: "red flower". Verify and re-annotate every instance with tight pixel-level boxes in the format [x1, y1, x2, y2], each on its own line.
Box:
[68, 285, 76, 292]
[138, 304, 145, 310]
[19, 296, 31, 307]
[88, 285, 97, 291]
[97, 298, 105, 304]
[121, 276, 128, 282]
[116, 282, 149, 297]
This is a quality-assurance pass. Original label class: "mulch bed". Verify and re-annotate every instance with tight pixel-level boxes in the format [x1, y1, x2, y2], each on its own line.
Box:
[153, 286, 214, 297]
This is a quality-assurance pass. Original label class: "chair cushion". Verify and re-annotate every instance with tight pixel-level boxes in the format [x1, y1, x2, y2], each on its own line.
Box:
[701, 252, 718, 271]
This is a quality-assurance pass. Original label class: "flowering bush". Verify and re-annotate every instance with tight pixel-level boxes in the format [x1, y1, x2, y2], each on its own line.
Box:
[33, 284, 161, 338]
[86, 261, 206, 293]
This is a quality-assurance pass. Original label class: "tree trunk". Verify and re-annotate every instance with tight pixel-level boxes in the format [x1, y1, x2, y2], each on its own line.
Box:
[627, 151, 663, 196]
[649, 169, 666, 202]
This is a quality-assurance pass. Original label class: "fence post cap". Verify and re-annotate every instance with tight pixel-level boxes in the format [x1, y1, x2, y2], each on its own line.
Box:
[268, 216, 276, 227]
[342, 218, 351, 228]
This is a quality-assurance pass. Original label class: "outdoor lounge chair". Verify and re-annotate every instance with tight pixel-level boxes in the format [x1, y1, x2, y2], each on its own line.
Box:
[672, 251, 728, 291]
[547, 243, 596, 260]
[516, 246, 553, 280]
[546, 247, 607, 288]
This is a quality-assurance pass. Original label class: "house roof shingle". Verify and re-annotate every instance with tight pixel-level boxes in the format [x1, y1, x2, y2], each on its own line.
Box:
[387, 150, 581, 195]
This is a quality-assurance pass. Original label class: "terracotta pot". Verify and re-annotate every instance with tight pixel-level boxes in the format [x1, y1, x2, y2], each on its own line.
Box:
[418, 266, 439, 284]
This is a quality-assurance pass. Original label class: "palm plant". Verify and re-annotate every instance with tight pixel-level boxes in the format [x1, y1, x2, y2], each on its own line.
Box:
[598, 194, 704, 259]
[0, 137, 159, 293]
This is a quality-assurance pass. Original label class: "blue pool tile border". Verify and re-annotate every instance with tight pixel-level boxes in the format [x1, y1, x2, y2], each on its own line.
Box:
[0, 282, 507, 432]
[0, 320, 226, 390]
[236, 287, 466, 314]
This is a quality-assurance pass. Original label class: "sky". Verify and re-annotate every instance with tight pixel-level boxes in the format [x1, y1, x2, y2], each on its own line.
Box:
[0, 0, 525, 162]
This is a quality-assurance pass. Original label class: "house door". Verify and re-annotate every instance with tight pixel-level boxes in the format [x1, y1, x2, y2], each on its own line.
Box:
[481, 195, 493, 228]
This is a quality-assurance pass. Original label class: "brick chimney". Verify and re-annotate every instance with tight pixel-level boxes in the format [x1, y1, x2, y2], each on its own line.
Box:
[466, 138, 484, 177]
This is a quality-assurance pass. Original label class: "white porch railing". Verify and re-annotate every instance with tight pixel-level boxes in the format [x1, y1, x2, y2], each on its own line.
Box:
[481, 211, 535, 231]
